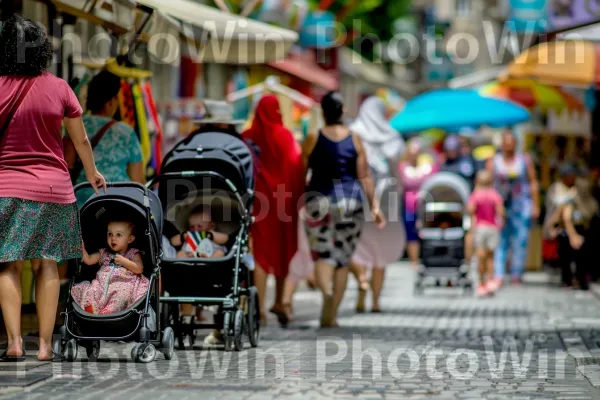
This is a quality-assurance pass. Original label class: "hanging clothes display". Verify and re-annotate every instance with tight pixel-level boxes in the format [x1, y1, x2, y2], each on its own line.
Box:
[141, 82, 158, 176]
[119, 80, 137, 128]
[132, 83, 151, 168]
[143, 81, 164, 174]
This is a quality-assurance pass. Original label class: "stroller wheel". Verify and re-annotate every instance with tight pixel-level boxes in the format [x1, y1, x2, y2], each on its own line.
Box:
[85, 341, 100, 361]
[64, 339, 78, 362]
[162, 327, 175, 360]
[233, 310, 245, 351]
[247, 287, 260, 348]
[223, 311, 234, 352]
[233, 309, 244, 351]
[132, 343, 156, 363]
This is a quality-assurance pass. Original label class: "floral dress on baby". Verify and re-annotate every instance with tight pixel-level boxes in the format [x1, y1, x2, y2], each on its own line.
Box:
[71, 248, 149, 314]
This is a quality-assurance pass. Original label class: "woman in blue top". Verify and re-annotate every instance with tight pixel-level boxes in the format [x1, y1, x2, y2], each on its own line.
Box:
[301, 91, 385, 328]
[64, 71, 144, 206]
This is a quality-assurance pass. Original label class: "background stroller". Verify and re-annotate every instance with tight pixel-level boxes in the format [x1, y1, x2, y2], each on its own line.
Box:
[413, 172, 474, 295]
[55, 182, 174, 363]
[150, 123, 259, 352]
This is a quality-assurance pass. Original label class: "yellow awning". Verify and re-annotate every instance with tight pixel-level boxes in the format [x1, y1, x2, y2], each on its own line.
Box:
[136, 0, 298, 64]
[503, 40, 598, 87]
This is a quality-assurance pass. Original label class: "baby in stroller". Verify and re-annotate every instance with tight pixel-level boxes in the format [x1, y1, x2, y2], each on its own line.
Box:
[71, 219, 149, 315]
[170, 205, 229, 258]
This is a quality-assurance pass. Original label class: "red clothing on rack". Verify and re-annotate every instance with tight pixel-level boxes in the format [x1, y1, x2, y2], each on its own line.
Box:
[242, 95, 304, 278]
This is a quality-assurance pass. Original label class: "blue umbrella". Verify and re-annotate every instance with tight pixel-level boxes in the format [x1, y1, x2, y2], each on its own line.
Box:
[390, 88, 531, 134]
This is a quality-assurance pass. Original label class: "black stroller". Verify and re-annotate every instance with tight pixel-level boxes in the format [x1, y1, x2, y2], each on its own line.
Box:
[149, 124, 259, 352]
[54, 182, 174, 363]
[413, 172, 474, 295]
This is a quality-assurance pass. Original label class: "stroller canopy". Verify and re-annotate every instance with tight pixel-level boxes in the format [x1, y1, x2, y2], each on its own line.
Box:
[418, 172, 471, 207]
[160, 128, 254, 197]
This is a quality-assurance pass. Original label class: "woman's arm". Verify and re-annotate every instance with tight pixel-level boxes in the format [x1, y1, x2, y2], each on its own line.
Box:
[562, 204, 584, 249]
[300, 131, 318, 176]
[63, 117, 96, 177]
[353, 134, 379, 212]
[115, 253, 144, 275]
[63, 117, 106, 192]
[63, 137, 77, 169]
[526, 155, 540, 219]
[127, 161, 146, 184]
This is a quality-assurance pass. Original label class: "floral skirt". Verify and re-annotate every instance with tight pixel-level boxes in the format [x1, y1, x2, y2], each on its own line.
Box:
[0, 197, 82, 263]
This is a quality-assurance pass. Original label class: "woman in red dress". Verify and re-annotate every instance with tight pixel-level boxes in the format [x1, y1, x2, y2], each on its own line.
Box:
[242, 95, 304, 326]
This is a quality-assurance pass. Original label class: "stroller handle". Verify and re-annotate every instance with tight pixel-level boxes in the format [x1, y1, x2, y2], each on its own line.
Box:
[73, 181, 149, 195]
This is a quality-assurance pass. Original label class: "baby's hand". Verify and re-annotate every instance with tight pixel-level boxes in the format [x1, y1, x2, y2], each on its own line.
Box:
[114, 255, 127, 266]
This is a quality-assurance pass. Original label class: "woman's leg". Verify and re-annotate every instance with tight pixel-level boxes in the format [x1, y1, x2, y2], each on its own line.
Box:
[331, 266, 349, 326]
[509, 215, 531, 283]
[494, 216, 512, 282]
[558, 234, 573, 287]
[314, 260, 335, 327]
[32, 259, 60, 360]
[349, 260, 368, 312]
[254, 264, 269, 323]
[269, 276, 290, 325]
[407, 242, 420, 266]
[574, 229, 590, 290]
[370, 267, 385, 312]
[0, 261, 24, 357]
[281, 278, 298, 320]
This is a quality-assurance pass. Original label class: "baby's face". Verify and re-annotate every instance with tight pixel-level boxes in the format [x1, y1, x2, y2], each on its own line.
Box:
[107, 222, 134, 253]
[188, 212, 214, 232]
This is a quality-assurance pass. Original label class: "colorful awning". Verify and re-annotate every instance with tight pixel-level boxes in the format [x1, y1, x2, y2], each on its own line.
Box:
[503, 40, 600, 88]
[267, 58, 338, 91]
[480, 79, 585, 112]
[136, 0, 298, 64]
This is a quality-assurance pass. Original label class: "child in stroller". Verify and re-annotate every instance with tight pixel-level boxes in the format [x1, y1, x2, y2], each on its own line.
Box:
[71, 219, 149, 314]
[170, 204, 229, 258]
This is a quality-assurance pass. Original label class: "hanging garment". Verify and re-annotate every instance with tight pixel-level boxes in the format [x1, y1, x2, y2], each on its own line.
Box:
[141, 83, 157, 175]
[143, 81, 163, 173]
[119, 81, 136, 128]
[132, 82, 151, 168]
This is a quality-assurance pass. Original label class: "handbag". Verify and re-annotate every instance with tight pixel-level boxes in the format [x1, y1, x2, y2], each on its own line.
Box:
[69, 120, 116, 183]
[0, 78, 36, 141]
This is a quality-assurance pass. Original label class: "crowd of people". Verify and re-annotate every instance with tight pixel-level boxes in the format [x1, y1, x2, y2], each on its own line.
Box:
[2, 14, 600, 362]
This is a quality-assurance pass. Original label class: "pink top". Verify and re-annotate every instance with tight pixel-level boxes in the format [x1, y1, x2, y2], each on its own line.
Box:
[468, 188, 503, 227]
[0, 73, 83, 203]
[398, 161, 438, 213]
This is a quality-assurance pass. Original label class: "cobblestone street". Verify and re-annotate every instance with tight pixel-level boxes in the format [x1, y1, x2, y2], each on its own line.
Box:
[4, 263, 600, 399]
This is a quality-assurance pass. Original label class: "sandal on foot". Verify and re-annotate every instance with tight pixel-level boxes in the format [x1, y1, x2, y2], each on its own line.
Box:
[0, 349, 26, 362]
[269, 305, 290, 326]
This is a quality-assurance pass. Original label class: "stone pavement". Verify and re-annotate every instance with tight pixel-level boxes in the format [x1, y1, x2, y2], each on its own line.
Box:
[4, 263, 600, 399]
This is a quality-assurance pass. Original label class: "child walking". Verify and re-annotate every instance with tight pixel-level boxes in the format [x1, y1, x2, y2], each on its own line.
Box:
[467, 170, 504, 296]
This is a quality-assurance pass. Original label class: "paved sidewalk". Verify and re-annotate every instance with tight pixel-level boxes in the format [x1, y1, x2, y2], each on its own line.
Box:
[3, 263, 600, 399]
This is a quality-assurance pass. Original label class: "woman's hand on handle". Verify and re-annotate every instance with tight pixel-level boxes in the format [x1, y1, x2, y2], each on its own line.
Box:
[86, 169, 107, 195]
